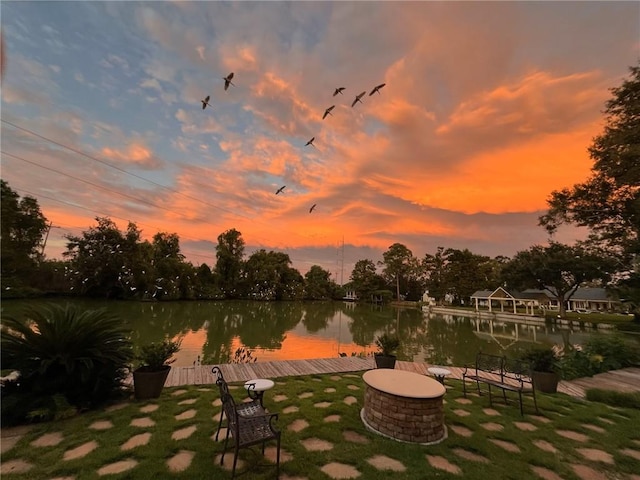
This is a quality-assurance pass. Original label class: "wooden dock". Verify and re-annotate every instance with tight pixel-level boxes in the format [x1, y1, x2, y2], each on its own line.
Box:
[126, 358, 640, 400]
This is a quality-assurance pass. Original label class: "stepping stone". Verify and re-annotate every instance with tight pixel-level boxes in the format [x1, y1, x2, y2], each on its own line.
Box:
[455, 398, 472, 405]
[597, 417, 615, 425]
[212, 412, 222, 422]
[314, 401, 332, 408]
[298, 392, 314, 399]
[453, 409, 470, 417]
[489, 439, 520, 453]
[583, 424, 605, 434]
[343, 431, 369, 444]
[31, 431, 63, 447]
[197, 387, 212, 392]
[330, 376, 341, 381]
[556, 430, 588, 442]
[575, 448, 614, 464]
[215, 454, 245, 472]
[131, 417, 155, 428]
[212, 428, 227, 441]
[571, 464, 608, 480]
[121, 432, 151, 450]
[312, 378, 322, 382]
[324, 388, 336, 393]
[288, 419, 309, 432]
[49, 477, 75, 480]
[273, 394, 288, 402]
[324, 415, 341, 423]
[0, 459, 33, 474]
[344, 374, 359, 378]
[531, 465, 563, 480]
[481, 422, 503, 432]
[105, 402, 128, 412]
[212, 398, 222, 407]
[1, 436, 20, 454]
[483, 408, 501, 416]
[426, 454, 462, 475]
[343, 396, 357, 406]
[449, 425, 473, 438]
[533, 440, 557, 453]
[63, 440, 98, 461]
[621, 448, 640, 460]
[452, 448, 489, 463]
[175, 409, 197, 420]
[167, 450, 194, 472]
[265, 446, 293, 463]
[282, 406, 299, 414]
[172, 389, 188, 396]
[140, 404, 159, 413]
[89, 420, 114, 430]
[172, 425, 197, 440]
[178, 398, 198, 405]
[347, 385, 360, 390]
[320, 462, 360, 479]
[301, 438, 333, 451]
[514, 422, 537, 431]
[367, 454, 406, 471]
[530, 415, 551, 424]
[98, 459, 137, 476]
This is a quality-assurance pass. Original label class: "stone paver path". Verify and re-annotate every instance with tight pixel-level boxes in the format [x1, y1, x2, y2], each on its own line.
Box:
[1, 369, 637, 480]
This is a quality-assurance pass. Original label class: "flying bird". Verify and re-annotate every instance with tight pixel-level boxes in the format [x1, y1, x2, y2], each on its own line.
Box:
[351, 91, 366, 107]
[333, 87, 345, 96]
[275, 186, 286, 195]
[369, 83, 386, 96]
[322, 105, 335, 120]
[223, 72, 235, 91]
[305, 136, 315, 147]
[309, 204, 317, 213]
[201, 95, 212, 110]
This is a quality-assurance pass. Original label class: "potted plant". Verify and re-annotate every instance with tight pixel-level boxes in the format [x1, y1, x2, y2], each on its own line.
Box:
[519, 346, 561, 393]
[373, 333, 400, 369]
[132, 339, 181, 400]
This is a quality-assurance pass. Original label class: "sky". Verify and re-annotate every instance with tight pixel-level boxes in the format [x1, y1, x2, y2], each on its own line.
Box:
[1, 1, 638, 281]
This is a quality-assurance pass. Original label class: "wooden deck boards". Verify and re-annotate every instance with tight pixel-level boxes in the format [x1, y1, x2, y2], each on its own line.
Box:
[124, 358, 640, 400]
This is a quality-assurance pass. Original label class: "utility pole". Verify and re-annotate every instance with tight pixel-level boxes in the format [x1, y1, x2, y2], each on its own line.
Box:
[41, 221, 61, 259]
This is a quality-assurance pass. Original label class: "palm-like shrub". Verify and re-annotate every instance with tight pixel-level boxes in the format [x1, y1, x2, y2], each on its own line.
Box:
[1, 304, 133, 425]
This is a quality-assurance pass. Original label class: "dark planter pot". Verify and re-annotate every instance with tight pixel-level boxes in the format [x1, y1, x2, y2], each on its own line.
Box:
[532, 371, 559, 394]
[374, 354, 397, 369]
[133, 365, 171, 400]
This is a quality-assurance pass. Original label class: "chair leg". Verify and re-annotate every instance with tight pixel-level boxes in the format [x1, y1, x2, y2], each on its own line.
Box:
[502, 388, 508, 404]
[532, 390, 539, 414]
[276, 435, 281, 478]
[215, 410, 225, 441]
[231, 444, 239, 480]
[221, 427, 231, 465]
[463, 376, 467, 398]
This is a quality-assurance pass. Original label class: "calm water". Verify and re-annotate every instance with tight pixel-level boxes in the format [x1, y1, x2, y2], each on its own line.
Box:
[2, 299, 635, 367]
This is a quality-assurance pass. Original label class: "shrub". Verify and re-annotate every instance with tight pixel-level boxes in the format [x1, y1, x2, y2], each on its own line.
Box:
[136, 339, 181, 371]
[559, 334, 640, 380]
[374, 333, 400, 356]
[1, 304, 133, 425]
[519, 346, 561, 373]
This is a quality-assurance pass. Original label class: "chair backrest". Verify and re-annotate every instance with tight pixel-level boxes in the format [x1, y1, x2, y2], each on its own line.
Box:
[476, 352, 505, 377]
[221, 391, 239, 433]
[212, 366, 231, 397]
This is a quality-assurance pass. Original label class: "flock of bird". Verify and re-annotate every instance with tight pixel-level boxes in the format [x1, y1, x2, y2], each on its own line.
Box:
[200, 72, 386, 214]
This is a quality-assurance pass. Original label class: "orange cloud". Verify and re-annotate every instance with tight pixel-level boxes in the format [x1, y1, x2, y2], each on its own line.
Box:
[101, 143, 161, 169]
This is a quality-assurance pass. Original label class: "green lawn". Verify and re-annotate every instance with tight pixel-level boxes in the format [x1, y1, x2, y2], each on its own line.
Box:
[2, 374, 639, 479]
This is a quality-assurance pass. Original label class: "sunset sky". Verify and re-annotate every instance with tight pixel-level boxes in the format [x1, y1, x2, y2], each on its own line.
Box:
[1, 1, 638, 280]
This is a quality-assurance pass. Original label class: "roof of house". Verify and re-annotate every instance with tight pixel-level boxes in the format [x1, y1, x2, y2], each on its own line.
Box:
[471, 287, 618, 302]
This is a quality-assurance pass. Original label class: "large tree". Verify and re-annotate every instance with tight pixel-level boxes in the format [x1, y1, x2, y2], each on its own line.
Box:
[349, 259, 385, 302]
[502, 242, 614, 317]
[539, 64, 640, 313]
[215, 228, 245, 299]
[1, 179, 48, 283]
[381, 243, 418, 301]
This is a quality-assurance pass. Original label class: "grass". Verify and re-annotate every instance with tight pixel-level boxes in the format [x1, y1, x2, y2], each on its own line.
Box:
[2, 373, 640, 480]
[585, 388, 640, 409]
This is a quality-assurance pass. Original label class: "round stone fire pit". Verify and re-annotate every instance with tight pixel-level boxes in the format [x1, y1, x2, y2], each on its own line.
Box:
[361, 369, 447, 445]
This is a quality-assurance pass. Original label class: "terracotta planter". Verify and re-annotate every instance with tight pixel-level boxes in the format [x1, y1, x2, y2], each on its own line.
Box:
[532, 371, 559, 394]
[374, 354, 397, 369]
[133, 365, 171, 399]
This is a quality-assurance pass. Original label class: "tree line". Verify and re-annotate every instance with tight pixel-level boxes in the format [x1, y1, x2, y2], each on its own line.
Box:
[1, 64, 638, 316]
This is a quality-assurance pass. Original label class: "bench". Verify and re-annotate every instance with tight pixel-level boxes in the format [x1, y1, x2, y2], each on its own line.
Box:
[462, 352, 538, 416]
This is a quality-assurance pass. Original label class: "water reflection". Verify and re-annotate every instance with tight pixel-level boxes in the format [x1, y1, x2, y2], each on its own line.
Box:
[2, 299, 636, 367]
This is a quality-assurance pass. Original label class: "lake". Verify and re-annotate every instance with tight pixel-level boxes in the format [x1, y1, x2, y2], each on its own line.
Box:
[1, 298, 635, 367]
